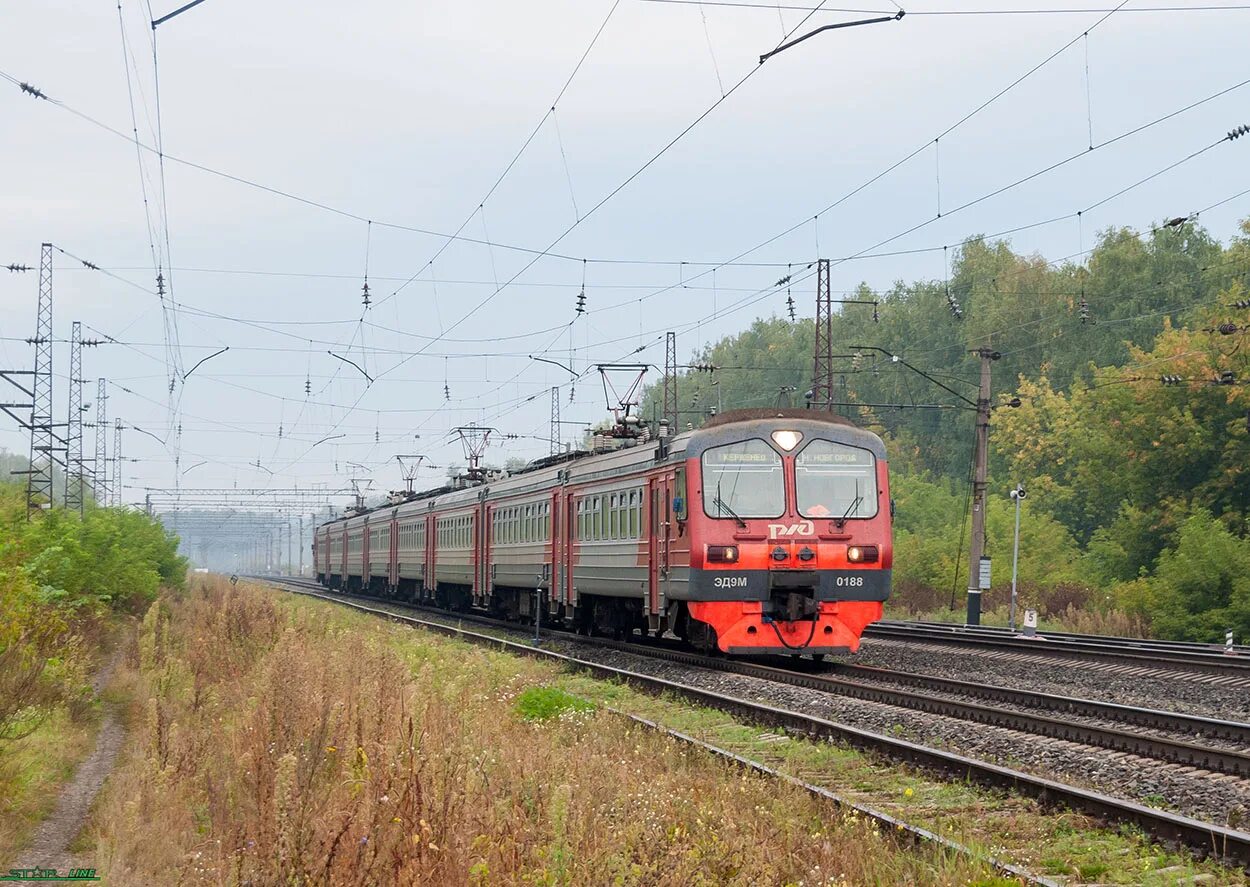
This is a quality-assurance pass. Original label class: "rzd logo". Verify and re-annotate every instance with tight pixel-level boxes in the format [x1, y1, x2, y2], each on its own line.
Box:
[768, 520, 815, 539]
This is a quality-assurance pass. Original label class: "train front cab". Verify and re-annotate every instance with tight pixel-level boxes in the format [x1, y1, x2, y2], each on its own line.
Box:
[681, 417, 890, 656]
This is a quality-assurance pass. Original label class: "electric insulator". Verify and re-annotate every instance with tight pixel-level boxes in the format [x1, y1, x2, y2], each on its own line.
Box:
[946, 287, 962, 320]
[361, 281, 371, 308]
[1229, 123, 1249, 141]
[872, 302, 880, 323]
[1216, 370, 1237, 385]
[278, 424, 283, 439]
[786, 295, 796, 321]
[852, 351, 863, 370]
[1217, 323, 1239, 335]
[1079, 296, 1091, 324]
[575, 288, 587, 315]
[444, 383, 450, 401]
[1232, 300, 1250, 310]
[305, 376, 311, 395]
[1161, 375, 1184, 386]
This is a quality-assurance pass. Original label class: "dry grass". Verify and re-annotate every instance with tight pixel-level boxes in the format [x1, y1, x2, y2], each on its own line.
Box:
[91, 577, 1001, 885]
[887, 602, 1149, 637]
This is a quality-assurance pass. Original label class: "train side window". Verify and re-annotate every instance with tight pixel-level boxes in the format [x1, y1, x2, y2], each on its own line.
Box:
[674, 468, 688, 521]
[608, 494, 618, 539]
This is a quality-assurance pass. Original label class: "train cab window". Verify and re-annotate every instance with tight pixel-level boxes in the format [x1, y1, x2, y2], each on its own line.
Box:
[795, 440, 878, 519]
[701, 439, 785, 519]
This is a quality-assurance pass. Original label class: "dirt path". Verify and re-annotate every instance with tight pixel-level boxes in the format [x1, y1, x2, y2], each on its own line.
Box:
[13, 650, 125, 871]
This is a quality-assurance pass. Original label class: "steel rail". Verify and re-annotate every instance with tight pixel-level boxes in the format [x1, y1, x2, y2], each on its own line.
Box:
[884, 619, 1250, 655]
[864, 623, 1250, 676]
[258, 577, 1250, 868]
[839, 663, 1250, 745]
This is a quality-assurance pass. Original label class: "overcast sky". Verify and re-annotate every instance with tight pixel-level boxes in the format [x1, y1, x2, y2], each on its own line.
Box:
[2, 0, 1247, 511]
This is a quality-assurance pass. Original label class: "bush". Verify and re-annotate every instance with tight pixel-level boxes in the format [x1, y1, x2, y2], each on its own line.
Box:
[1113, 511, 1250, 642]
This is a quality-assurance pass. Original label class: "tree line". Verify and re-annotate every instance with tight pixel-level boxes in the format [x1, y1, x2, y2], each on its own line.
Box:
[641, 219, 1250, 641]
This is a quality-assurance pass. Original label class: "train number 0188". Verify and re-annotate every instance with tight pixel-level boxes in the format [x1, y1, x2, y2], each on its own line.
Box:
[713, 575, 748, 589]
[835, 576, 865, 587]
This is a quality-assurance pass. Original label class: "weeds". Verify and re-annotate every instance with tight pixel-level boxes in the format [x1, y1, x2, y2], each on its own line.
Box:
[93, 578, 997, 884]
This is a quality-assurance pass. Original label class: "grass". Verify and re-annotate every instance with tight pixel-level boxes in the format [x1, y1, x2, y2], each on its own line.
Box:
[85, 577, 1247, 885]
[0, 706, 100, 864]
[89, 577, 1007, 885]
[0, 617, 125, 865]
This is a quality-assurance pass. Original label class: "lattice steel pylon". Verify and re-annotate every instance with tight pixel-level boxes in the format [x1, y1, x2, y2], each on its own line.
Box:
[27, 243, 55, 516]
[663, 331, 678, 430]
[66, 321, 85, 514]
[810, 258, 833, 410]
[93, 378, 108, 504]
[549, 386, 560, 456]
[112, 418, 123, 507]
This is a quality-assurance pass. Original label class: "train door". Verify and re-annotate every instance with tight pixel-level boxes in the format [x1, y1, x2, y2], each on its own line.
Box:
[549, 489, 562, 606]
[424, 510, 435, 601]
[340, 524, 348, 577]
[563, 489, 577, 610]
[362, 519, 371, 586]
[389, 512, 399, 591]
[483, 503, 495, 602]
[648, 475, 672, 620]
[474, 507, 485, 606]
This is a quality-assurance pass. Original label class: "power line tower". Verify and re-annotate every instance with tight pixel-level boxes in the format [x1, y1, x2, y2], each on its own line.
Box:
[810, 258, 833, 410]
[66, 321, 85, 514]
[93, 378, 108, 504]
[663, 331, 677, 431]
[27, 243, 56, 516]
[549, 386, 560, 455]
[112, 418, 123, 507]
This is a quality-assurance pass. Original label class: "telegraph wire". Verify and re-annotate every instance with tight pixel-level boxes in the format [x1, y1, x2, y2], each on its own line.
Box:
[367, 1, 872, 372]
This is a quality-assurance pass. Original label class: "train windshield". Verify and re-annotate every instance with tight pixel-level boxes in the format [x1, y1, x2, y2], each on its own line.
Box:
[795, 440, 878, 519]
[701, 439, 785, 519]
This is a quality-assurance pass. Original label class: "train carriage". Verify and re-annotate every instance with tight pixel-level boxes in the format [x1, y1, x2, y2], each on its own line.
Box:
[316, 409, 891, 656]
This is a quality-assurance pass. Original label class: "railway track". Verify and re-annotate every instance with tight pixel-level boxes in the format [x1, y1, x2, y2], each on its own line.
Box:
[256, 575, 1250, 869]
[865, 621, 1250, 683]
[890, 619, 1250, 657]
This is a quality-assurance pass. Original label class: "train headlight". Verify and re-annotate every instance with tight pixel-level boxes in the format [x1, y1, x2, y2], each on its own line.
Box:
[771, 430, 803, 451]
[706, 545, 739, 564]
[847, 545, 879, 564]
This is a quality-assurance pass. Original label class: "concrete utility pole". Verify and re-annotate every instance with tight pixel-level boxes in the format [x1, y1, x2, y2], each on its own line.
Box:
[965, 346, 998, 625]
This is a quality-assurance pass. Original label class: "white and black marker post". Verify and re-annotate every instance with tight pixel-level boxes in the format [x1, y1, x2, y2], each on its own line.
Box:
[1008, 484, 1025, 631]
